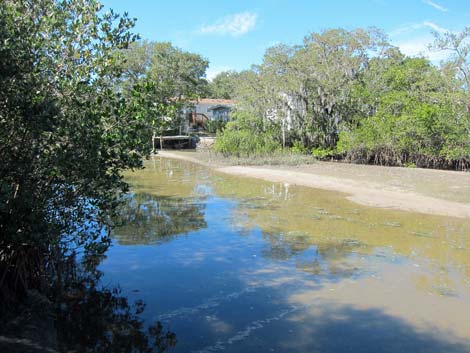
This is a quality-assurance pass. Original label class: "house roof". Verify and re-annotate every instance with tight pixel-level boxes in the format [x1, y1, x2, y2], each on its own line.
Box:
[208, 104, 232, 111]
[191, 98, 235, 105]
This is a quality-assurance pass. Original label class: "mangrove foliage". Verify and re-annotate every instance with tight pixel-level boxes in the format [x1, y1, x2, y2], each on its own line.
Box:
[211, 28, 470, 170]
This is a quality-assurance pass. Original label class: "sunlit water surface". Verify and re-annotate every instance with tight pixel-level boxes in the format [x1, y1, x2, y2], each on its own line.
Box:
[101, 157, 470, 353]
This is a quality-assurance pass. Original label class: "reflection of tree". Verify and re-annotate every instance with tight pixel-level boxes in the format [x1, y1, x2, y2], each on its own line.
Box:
[55, 254, 177, 353]
[261, 231, 367, 278]
[112, 193, 207, 245]
[261, 231, 313, 260]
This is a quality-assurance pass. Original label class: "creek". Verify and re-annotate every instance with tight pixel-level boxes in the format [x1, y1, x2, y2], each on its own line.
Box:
[102, 157, 470, 353]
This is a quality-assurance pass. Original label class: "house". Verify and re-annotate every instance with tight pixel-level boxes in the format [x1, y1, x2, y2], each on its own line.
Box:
[186, 98, 234, 130]
[152, 98, 234, 150]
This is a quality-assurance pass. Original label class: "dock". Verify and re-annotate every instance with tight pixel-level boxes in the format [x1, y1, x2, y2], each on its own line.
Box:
[153, 135, 192, 150]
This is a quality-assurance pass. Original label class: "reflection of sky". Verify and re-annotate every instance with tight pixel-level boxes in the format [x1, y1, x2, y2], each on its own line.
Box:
[99, 160, 470, 353]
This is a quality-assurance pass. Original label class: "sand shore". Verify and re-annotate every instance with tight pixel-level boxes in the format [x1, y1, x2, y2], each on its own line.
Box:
[155, 151, 470, 219]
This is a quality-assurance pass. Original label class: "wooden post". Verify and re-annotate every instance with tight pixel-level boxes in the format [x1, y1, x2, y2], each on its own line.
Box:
[152, 131, 156, 154]
[282, 118, 286, 148]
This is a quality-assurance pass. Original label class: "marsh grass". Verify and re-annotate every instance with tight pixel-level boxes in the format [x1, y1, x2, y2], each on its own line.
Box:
[196, 150, 317, 166]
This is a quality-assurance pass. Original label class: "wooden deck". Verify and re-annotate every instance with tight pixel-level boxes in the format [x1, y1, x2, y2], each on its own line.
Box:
[153, 135, 192, 150]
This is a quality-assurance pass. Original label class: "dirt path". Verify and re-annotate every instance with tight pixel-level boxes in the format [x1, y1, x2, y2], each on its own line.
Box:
[156, 151, 470, 218]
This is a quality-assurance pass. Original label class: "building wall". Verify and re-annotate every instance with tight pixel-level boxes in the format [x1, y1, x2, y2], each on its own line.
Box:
[195, 103, 215, 119]
[211, 107, 230, 121]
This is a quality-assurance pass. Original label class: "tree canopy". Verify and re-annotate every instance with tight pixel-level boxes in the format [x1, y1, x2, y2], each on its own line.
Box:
[0, 0, 151, 307]
[118, 40, 209, 134]
[213, 27, 470, 170]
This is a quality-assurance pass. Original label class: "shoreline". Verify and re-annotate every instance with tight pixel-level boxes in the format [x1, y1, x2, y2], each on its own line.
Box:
[155, 151, 470, 219]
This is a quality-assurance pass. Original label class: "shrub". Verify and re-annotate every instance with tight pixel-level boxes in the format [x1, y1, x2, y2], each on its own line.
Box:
[312, 147, 335, 160]
[205, 119, 227, 134]
[337, 101, 470, 169]
[213, 111, 281, 156]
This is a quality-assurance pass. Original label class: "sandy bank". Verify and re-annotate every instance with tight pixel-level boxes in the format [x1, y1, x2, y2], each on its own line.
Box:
[156, 151, 470, 218]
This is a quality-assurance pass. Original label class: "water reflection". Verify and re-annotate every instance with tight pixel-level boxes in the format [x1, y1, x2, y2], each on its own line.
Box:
[259, 231, 366, 279]
[113, 193, 207, 245]
[100, 157, 470, 352]
[212, 174, 470, 285]
[55, 254, 177, 353]
[0, 254, 178, 353]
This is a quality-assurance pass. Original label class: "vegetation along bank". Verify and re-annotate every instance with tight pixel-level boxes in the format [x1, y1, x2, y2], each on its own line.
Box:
[208, 28, 470, 171]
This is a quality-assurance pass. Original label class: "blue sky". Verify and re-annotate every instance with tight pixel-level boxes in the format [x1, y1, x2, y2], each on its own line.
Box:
[101, 0, 470, 79]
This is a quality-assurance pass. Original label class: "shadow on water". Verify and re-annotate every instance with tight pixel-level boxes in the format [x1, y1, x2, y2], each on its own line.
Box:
[231, 303, 470, 353]
[54, 255, 177, 353]
[0, 255, 177, 353]
[183, 284, 470, 353]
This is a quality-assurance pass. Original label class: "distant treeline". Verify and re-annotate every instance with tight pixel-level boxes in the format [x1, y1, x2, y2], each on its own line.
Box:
[209, 28, 470, 171]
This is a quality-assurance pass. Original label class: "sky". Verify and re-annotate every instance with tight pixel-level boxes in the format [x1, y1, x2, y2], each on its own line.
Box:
[100, 0, 470, 79]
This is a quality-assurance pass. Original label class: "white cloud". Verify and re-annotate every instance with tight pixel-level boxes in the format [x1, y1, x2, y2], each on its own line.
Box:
[389, 20, 453, 64]
[199, 12, 257, 37]
[422, 0, 448, 12]
[206, 65, 233, 81]
[396, 36, 431, 56]
[422, 21, 448, 33]
[395, 36, 452, 63]
[390, 21, 448, 37]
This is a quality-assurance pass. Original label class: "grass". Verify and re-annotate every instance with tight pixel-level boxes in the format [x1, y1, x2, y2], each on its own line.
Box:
[191, 150, 318, 166]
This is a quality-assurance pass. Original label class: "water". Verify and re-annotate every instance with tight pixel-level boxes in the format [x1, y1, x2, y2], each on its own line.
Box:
[102, 157, 470, 353]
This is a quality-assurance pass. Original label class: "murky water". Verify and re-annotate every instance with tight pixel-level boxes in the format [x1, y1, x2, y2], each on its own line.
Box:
[102, 157, 470, 353]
